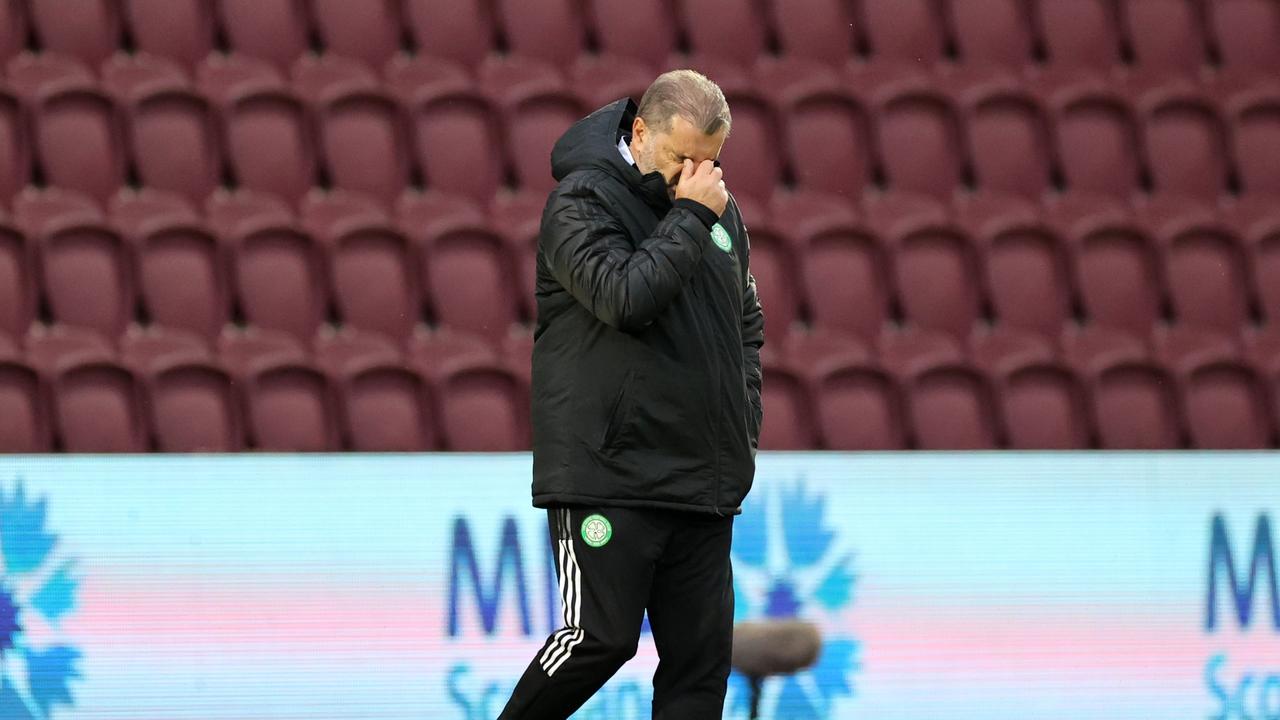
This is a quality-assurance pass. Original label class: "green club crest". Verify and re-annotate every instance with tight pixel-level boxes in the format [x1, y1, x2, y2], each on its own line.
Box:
[581, 514, 613, 548]
[710, 223, 733, 253]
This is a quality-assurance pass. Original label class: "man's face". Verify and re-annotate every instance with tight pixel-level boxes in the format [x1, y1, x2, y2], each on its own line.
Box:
[631, 114, 727, 198]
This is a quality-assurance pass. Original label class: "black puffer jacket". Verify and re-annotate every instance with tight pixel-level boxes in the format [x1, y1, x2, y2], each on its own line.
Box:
[530, 98, 764, 516]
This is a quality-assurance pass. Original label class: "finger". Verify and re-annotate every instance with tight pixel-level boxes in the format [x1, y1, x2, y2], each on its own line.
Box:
[680, 159, 694, 182]
[711, 166, 723, 181]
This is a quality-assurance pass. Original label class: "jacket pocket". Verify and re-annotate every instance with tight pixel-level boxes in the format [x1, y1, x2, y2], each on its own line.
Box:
[599, 369, 637, 451]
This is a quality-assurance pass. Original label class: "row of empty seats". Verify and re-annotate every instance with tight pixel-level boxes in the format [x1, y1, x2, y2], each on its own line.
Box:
[0, 324, 530, 452]
[2, 0, 1278, 79]
[4, 51, 1280, 213]
[2, 320, 1276, 452]
[5, 187, 1280, 352]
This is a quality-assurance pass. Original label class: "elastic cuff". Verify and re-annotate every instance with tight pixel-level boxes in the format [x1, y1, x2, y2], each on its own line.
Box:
[673, 198, 719, 229]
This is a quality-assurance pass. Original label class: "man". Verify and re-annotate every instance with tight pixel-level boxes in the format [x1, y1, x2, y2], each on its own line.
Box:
[498, 70, 764, 719]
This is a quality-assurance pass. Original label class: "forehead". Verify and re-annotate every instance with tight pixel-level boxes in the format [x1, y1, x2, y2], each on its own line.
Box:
[657, 114, 727, 160]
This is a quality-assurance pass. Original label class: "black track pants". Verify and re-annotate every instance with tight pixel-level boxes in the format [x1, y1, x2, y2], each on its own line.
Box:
[497, 505, 735, 720]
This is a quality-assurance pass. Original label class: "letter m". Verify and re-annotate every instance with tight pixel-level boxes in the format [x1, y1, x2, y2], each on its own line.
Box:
[449, 516, 532, 637]
[1206, 513, 1280, 631]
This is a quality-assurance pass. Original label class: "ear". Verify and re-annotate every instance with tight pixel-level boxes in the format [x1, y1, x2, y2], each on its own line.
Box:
[631, 116, 647, 146]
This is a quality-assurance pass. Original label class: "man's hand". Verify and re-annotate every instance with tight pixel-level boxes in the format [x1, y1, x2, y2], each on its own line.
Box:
[674, 159, 728, 217]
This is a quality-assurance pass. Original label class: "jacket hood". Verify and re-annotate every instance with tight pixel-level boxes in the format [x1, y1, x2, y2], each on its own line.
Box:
[550, 98, 673, 210]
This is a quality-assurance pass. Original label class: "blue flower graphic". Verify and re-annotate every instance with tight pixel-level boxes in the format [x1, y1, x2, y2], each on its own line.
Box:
[0, 481, 81, 718]
[729, 478, 861, 718]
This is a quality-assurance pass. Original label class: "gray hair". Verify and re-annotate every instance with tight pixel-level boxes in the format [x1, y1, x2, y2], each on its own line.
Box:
[637, 69, 732, 137]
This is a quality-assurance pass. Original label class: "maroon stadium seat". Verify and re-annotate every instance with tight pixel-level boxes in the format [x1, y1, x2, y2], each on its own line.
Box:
[217, 0, 310, 73]
[404, 0, 497, 68]
[759, 360, 818, 450]
[147, 356, 245, 451]
[812, 358, 907, 450]
[1050, 82, 1144, 200]
[969, 325, 1057, 374]
[904, 359, 1001, 450]
[875, 85, 965, 201]
[24, 324, 113, 373]
[229, 218, 327, 342]
[0, 0, 27, 67]
[1061, 323, 1149, 373]
[768, 0, 857, 68]
[979, 218, 1072, 337]
[196, 53, 285, 105]
[568, 55, 655, 110]
[120, 325, 209, 372]
[110, 188, 200, 240]
[783, 89, 873, 202]
[948, 0, 1035, 69]
[1140, 86, 1230, 203]
[29, 0, 121, 68]
[477, 54, 567, 108]
[889, 220, 982, 341]
[1089, 357, 1182, 449]
[677, 0, 768, 70]
[1069, 218, 1162, 336]
[317, 217, 420, 343]
[134, 219, 229, 342]
[408, 88, 505, 205]
[204, 188, 295, 239]
[311, 0, 405, 71]
[743, 222, 801, 336]
[1248, 220, 1280, 327]
[3, 52, 95, 102]
[877, 326, 966, 376]
[0, 88, 29, 208]
[318, 88, 413, 204]
[435, 358, 529, 451]
[245, 357, 341, 451]
[1180, 358, 1273, 449]
[859, 0, 947, 66]
[11, 187, 103, 238]
[1228, 88, 1280, 198]
[1208, 0, 1280, 77]
[216, 326, 308, 377]
[716, 90, 783, 206]
[997, 358, 1091, 449]
[494, 208, 541, 322]
[224, 88, 317, 206]
[588, 0, 679, 70]
[423, 221, 521, 338]
[124, 0, 217, 72]
[315, 328, 400, 374]
[33, 86, 127, 205]
[408, 327, 496, 379]
[1120, 0, 1209, 79]
[503, 90, 584, 195]
[100, 53, 189, 102]
[1157, 218, 1249, 333]
[128, 87, 223, 205]
[39, 219, 135, 339]
[0, 357, 51, 452]
[963, 86, 1054, 201]
[0, 219, 34, 341]
[800, 217, 890, 340]
[1151, 324, 1240, 370]
[1033, 0, 1124, 71]
[496, 0, 587, 69]
[384, 55, 473, 105]
[289, 54, 380, 104]
[340, 359, 438, 451]
[52, 356, 149, 452]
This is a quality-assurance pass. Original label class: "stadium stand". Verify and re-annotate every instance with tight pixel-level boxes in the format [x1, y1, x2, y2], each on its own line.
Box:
[1, 0, 1278, 451]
